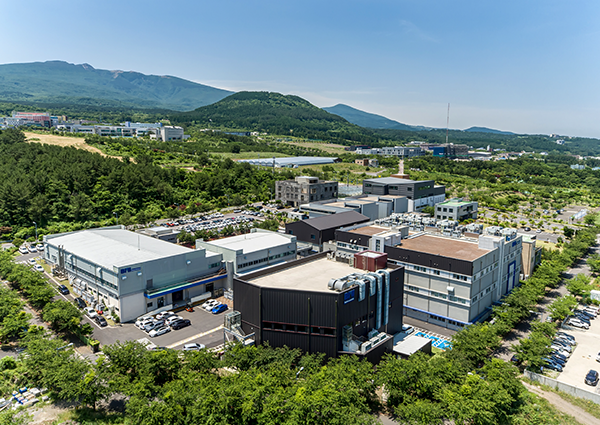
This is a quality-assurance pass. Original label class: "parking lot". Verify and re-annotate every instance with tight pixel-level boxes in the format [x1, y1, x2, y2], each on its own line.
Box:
[87, 306, 227, 350]
[555, 311, 600, 392]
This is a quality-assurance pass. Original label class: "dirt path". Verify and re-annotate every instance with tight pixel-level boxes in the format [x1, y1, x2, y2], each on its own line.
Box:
[522, 381, 599, 425]
[24, 132, 112, 158]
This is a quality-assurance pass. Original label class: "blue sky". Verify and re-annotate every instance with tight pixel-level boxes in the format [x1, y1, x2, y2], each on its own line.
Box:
[3, 0, 599, 138]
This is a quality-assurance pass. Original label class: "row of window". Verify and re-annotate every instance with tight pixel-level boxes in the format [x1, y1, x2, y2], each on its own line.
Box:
[262, 321, 336, 336]
[405, 285, 470, 305]
[396, 261, 471, 283]
[209, 262, 221, 269]
[471, 282, 498, 303]
[67, 263, 119, 291]
[238, 251, 294, 269]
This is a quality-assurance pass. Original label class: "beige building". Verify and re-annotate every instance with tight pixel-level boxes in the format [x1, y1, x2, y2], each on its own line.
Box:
[276, 176, 338, 207]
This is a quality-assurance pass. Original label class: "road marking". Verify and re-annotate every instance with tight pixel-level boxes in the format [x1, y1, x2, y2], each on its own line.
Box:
[167, 325, 224, 349]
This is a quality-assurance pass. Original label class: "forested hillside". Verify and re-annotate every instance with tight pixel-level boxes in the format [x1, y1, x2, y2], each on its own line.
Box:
[0, 129, 293, 233]
[0, 61, 233, 110]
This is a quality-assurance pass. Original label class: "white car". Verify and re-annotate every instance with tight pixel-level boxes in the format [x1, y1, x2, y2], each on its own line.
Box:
[203, 300, 219, 311]
[401, 325, 414, 335]
[568, 318, 590, 329]
[28, 258, 37, 265]
[183, 343, 206, 351]
[166, 315, 183, 326]
[149, 326, 171, 338]
[27, 245, 37, 253]
[18, 246, 29, 255]
[84, 307, 98, 319]
[156, 311, 176, 320]
[135, 315, 153, 327]
[33, 265, 44, 272]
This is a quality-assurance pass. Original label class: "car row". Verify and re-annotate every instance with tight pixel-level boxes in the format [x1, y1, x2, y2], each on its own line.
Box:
[542, 332, 576, 372]
[134, 311, 192, 337]
[17, 243, 44, 255]
[567, 306, 597, 329]
[201, 299, 229, 314]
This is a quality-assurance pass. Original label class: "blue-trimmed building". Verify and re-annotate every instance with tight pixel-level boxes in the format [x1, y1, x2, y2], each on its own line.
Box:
[44, 226, 226, 322]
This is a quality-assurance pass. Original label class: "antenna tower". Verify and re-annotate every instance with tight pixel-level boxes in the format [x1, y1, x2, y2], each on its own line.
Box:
[445, 103, 450, 145]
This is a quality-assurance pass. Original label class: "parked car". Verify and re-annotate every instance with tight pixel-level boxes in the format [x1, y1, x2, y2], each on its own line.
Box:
[57, 285, 69, 295]
[401, 325, 414, 335]
[212, 303, 228, 314]
[573, 314, 591, 325]
[183, 343, 206, 351]
[202, 299, 219, 311]
[95, 315, 107, 327]
[149, 326, 171, 338]
[585, 370, 599, 386]
[552, 340, 572, 352]
[556, 332, 575, 341]
[135, 316, 153, 328]
[84, 307, 98, 319]
[568, 318, 589, 329]
[74, 297, 86, 309]
[18, 246, 29, 255]
[28, 258, 37, 265]
[144, 320, 165, 333]
[584, 308, 598, 317]
[550, 356, 566, 366]
[550, 345, 571, 357]
[36, 243, 44, 251]
[165, 315, 183, 326]
[156, 311, 176, 320]
[27, 245, 37, 253]
[544, 361, 563, 372]
[171, 319, 191, 330]
[33, 264, 44, 272]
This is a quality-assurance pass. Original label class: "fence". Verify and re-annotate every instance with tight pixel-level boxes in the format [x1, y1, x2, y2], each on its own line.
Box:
[524, 369, 600, 404]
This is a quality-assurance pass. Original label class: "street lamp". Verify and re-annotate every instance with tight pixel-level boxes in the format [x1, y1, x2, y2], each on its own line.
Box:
[113, 211, 119, 226]
[32, 221, 37, 242]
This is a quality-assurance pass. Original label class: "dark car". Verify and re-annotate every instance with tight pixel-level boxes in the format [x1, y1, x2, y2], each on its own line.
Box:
[585, 370, 599, 386]
[524, 227, 531, 231]
[58, 284, 70, 295]
[95, 315, 107, 327]
[74, 297, 86, 309]
[170, 319, 191, 330]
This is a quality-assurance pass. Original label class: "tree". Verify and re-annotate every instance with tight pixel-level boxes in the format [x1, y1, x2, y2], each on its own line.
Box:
[548, 295, 578, 321]
[422, 205, 435, 216]
[0, 311, 31, 342]
[587, 253, 600, 275]
[563, 226, 575, 239]
[43, 300, 83, 334]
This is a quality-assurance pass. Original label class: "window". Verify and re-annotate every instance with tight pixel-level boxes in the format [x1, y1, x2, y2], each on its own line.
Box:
[147, 302, 153, 308]
[311, 234, 316, 240]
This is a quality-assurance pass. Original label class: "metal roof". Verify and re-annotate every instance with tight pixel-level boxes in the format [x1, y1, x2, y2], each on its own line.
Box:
[204, 231, 295, 254]
[363, 177, 423, 185]
[46, 227, 213, 269]
[239, 156, 337, 167]
[298, 211, 369, 231]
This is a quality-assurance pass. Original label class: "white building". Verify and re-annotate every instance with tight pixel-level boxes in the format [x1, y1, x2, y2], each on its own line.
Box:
[44, 226, 225, 322]
[195, 229, 297, 275]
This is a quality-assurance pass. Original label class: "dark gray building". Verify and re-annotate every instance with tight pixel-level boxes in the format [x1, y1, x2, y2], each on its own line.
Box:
[233, 253, 404, 361]
[362, 177, 445, 212]
[276, 176, 338, 207]
[285, 211, 369, 249]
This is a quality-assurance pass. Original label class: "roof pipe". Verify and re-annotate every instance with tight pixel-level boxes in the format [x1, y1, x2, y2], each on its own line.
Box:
[377, 269, 390, 326]
[368, 272, 383, 329]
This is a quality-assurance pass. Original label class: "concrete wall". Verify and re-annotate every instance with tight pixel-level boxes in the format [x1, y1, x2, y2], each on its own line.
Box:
[524, 370, 600, 405]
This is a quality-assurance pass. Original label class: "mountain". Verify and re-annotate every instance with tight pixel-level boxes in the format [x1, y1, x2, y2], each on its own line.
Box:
[171, 92, 366, 139]
[464, 126, 515, 135]
[0, 61, 233, 111]
[323, 103, 416, 130]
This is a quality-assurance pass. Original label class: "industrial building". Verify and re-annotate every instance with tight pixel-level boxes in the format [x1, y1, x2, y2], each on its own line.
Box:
[435, 199, 478, 221]
[233, 252, 404, 361]
[355, 146, 425, 158]
[300, 195, 408, 221]
[285, 211, 369, 250]
[334, 223, 523, 330]
[362, 177, 446, 212]
[355, 158, 379, 167]
[239, 156, 340, 168]
[276, 176, 338, 207]
[135, 226, 180, 243]
[44, 226, 226, 322]
[195, 229, 297, 275]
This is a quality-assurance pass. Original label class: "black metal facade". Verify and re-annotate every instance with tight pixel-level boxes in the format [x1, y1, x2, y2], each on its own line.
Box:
[233, 266, 404, 360]
[385, 245, 474, 276]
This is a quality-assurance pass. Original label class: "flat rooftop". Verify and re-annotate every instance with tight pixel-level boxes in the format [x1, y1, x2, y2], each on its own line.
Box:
[204, 231, 294, 254]
[247, 257, 386, 293]
[437, 199, 475, 207]
[398, 234, 489, 261]
[46, 227, 220, 269]
[364, 177, 427, 185]
[350, 225, 394, 236]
